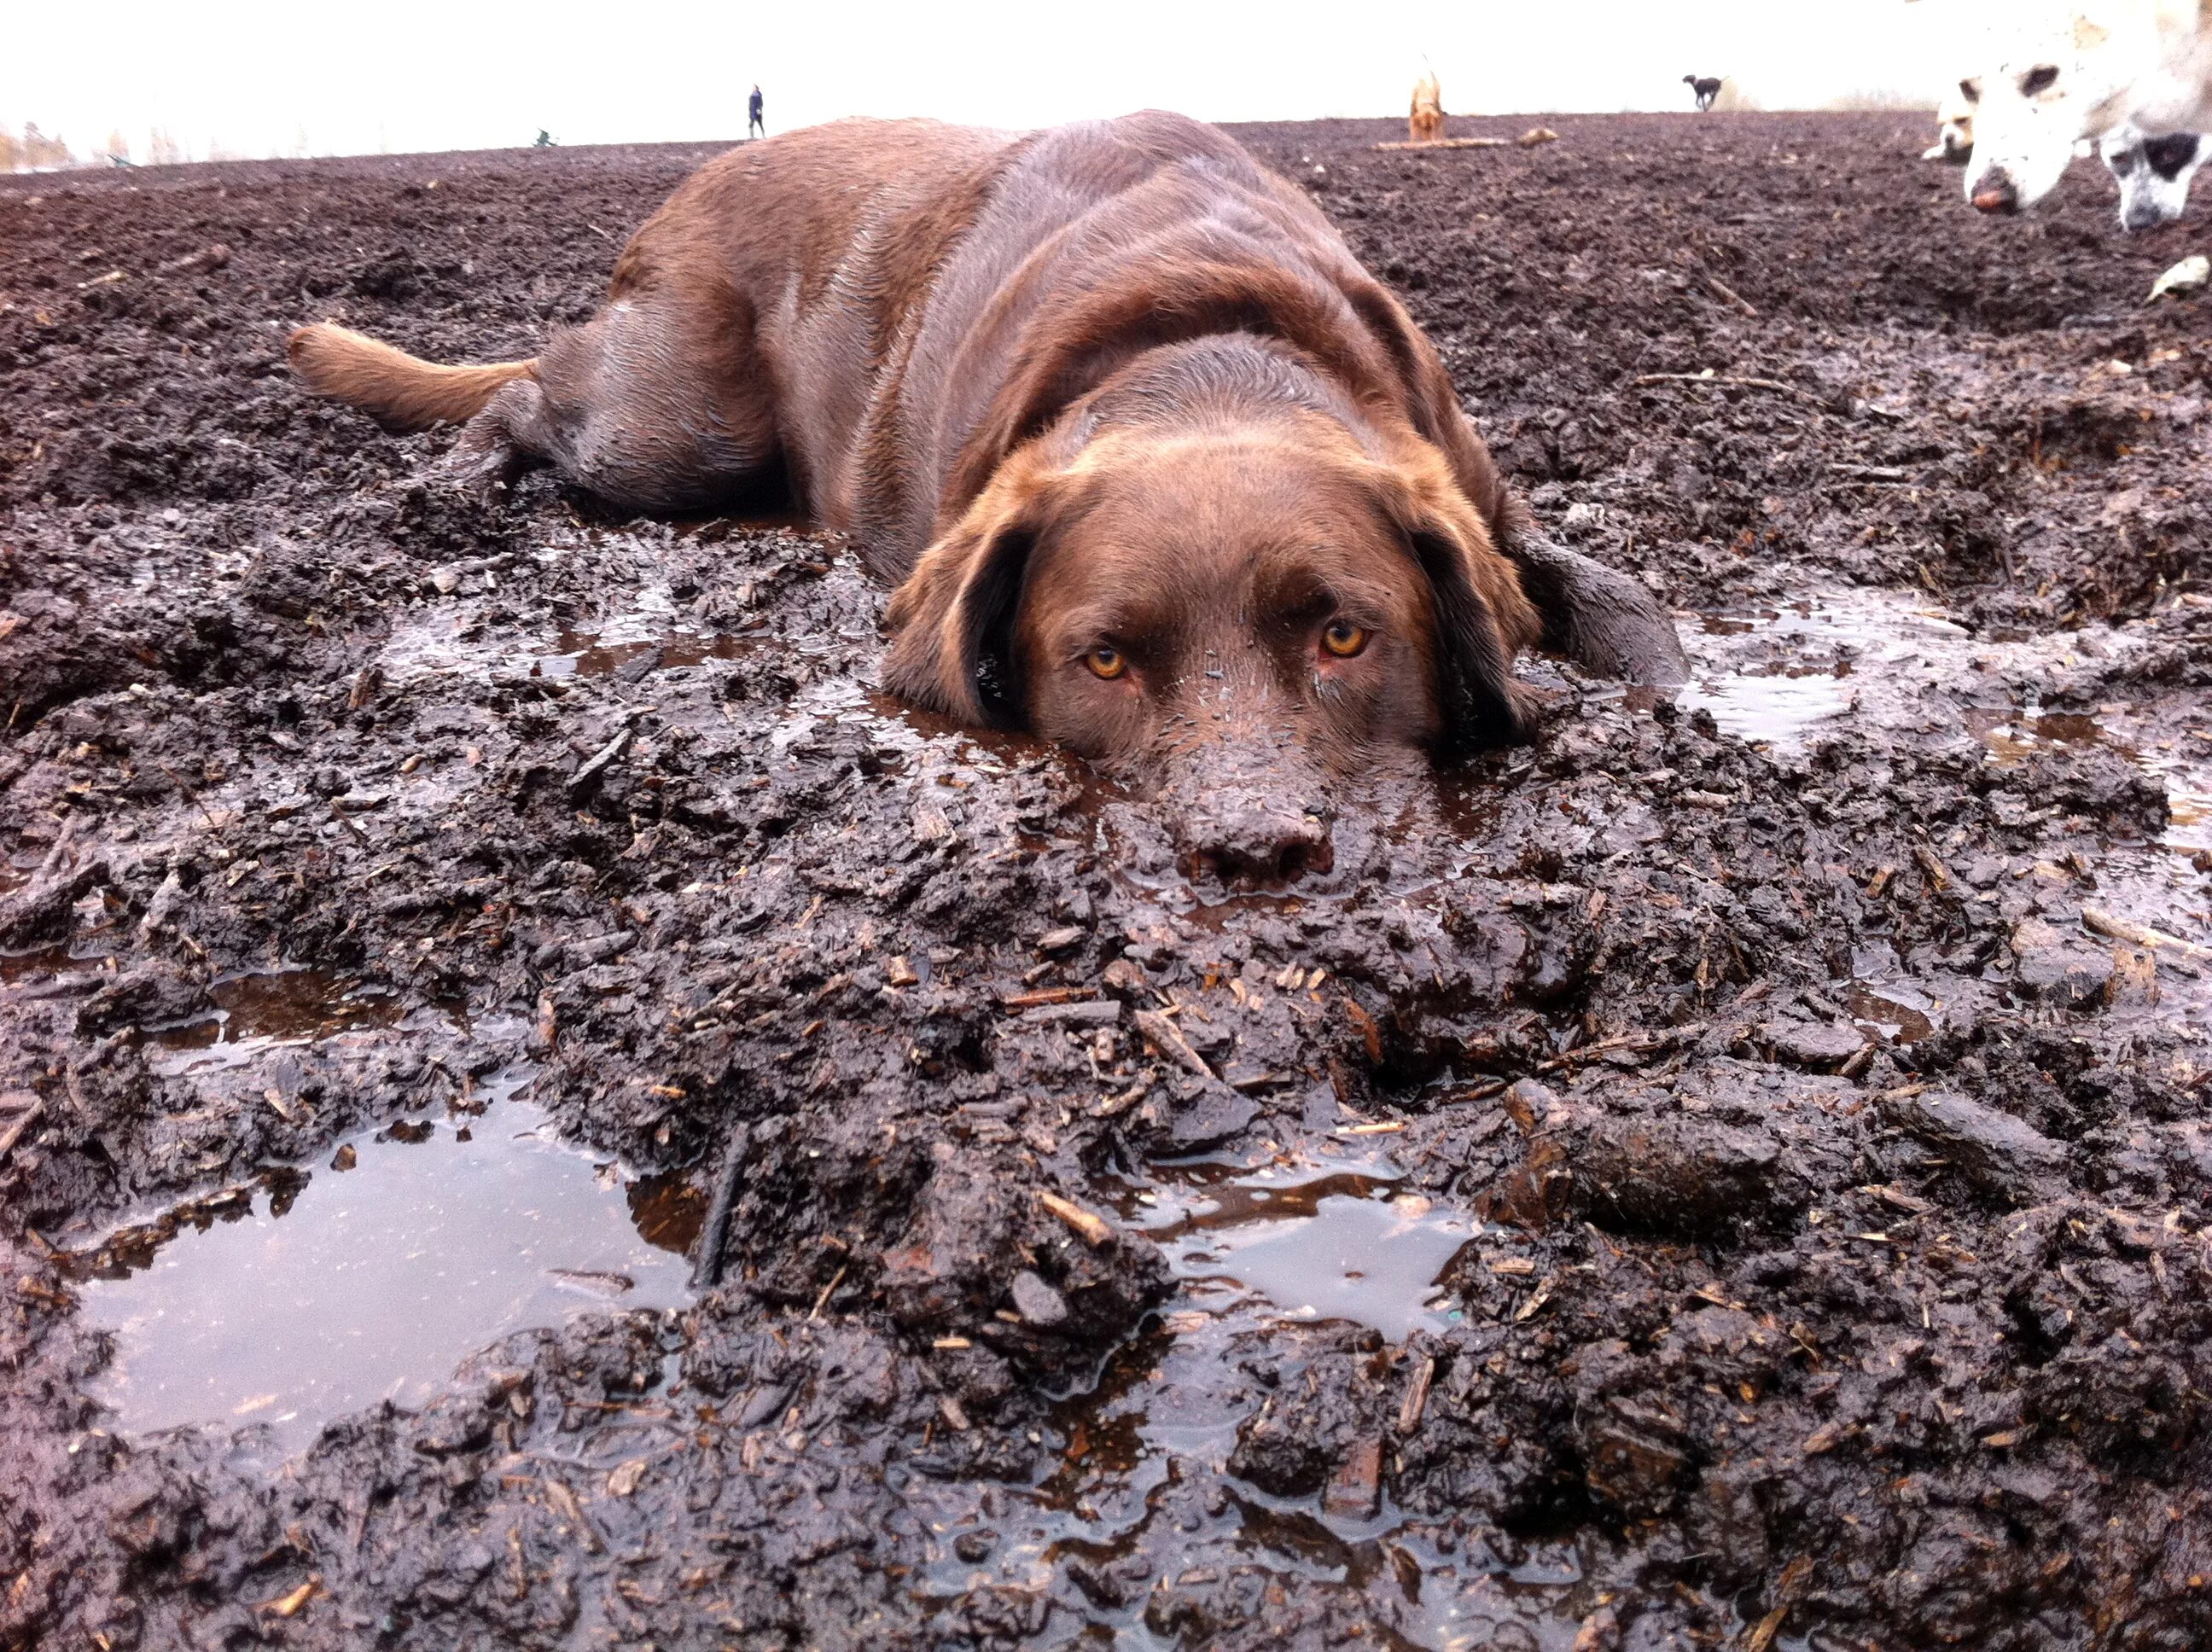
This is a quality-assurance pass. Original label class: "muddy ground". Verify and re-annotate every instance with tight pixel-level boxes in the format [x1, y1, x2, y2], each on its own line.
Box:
[3, 111, 2211, 1651]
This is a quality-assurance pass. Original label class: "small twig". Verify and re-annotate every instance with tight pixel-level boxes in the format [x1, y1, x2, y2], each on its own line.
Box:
[1398, 1353, 1436, 1434]
[690, 1128, 751, 1289]
[1132, 1009, 1212, 1078]
[807, 1263, 848, 1323]
[1037, 1190, 1113, 1248]
[1706, 276, 1759, 317]
[1631, 372, 1818, 402]
[0, 1100, 46, 1163]
[2083, 906, 2211, 962]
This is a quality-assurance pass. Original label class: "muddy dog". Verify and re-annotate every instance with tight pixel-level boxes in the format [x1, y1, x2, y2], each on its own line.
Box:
[291, 113, 1685, 882]
[1685, 76, 1724, 112]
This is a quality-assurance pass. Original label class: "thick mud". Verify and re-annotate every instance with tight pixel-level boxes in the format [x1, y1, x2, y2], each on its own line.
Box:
[3, 113, 2210, 1650]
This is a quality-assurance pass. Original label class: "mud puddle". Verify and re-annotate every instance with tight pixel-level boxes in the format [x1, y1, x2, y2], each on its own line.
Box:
[898, 1158, 1597, 1643]
[1129, 1158, 1481, 1341]
[1680, 590, 2210, 857]
[1967, 701, 2212, 856]
[1674, 588, 1976, 749]
[530, 626, 760, 680]
[73, 1062, 692, 1451]
[144, 965, 416, 1065]
[1842, 980, 1936, 1044]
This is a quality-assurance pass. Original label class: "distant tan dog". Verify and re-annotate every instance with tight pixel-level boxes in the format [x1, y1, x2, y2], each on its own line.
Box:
[1410, 73, 1445, 143]
[1922, 93, 1975, 162]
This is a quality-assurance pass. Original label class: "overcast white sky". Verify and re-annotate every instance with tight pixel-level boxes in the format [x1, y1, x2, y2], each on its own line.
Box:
[9, 1, 1974, 163]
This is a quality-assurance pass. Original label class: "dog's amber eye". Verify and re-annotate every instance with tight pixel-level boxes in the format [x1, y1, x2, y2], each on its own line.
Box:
[1086, 645, 1127, 680]
[1321, 620, 1369, 658]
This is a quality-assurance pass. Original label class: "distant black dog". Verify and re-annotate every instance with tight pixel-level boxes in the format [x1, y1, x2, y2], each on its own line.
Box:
[1685, 75, 1723, 113]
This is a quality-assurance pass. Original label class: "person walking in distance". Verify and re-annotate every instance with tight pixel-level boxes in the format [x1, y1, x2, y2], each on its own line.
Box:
[748, 86, 766, 140]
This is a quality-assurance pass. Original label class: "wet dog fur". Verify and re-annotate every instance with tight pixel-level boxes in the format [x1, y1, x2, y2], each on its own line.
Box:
[289, 113, 1685, 882]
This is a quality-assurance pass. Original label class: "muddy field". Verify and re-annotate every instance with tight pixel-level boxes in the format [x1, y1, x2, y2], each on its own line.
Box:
[3, 110, 2211, 1651]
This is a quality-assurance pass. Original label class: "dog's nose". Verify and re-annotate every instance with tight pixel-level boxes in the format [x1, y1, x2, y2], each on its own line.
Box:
[1181, 796, 1334, 887]
[1971, 175, 2020, 214]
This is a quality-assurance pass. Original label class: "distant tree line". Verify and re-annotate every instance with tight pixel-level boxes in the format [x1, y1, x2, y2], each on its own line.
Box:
[0, 123, 79, 172]
[0, 124, 202, 171]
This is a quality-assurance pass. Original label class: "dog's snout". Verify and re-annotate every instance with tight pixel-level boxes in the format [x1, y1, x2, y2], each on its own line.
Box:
[1971, 173, 2020, 214]
[1180, 795, 1334, 887]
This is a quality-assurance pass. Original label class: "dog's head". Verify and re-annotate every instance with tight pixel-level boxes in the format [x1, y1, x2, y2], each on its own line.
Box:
[1959, 7, 2147, 212]
[2103, 123, 2207, 228]
[883, 413, 1540, 886]
[1925, 96, 1976, 164]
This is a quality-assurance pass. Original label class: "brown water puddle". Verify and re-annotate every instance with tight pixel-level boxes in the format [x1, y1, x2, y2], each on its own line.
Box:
[1844, 981, 1936, 1044]
[0, 941, 93, 985]
[531, 626, 761, 680]
[1965, 703, 2212, 856]
[147, 965, 412, 1057]
[72, 1063, 693, 1451]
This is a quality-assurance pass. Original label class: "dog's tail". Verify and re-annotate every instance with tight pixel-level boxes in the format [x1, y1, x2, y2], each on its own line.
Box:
[288, 323, 536, 431]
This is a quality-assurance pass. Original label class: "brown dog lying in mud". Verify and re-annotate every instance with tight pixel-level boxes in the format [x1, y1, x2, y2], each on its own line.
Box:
[291, 112, 1685, 882]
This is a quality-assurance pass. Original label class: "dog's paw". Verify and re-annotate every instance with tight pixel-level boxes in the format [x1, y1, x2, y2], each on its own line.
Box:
[1515, 535, 1691, 687]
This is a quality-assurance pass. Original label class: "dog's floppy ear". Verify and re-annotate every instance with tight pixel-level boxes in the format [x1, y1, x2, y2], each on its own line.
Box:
[1369, 454, 1544, 753]
[882, 453, 1068, 729]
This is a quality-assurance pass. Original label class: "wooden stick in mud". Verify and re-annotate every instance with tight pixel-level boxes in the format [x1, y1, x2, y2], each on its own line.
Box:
[690, 1128, 750, 1289]
[2082, 906, 2211, 963]
[1631, 372, 1818, 401]
[1372, 137, 1510, 151]
[0, 1099, 44, 1163]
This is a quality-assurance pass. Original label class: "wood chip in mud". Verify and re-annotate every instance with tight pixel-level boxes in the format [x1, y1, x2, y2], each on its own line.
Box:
[1398, 1354, 1435, 1434]
[1341, 998, 1383, 1063]
[1002, 986, 1093, 1009]
[2082, 905, 2210, 962]
[567, 728, 632, 794]
[1802, 1420, 1858, 1455]
[257, 1578, 320, 1618]
[1132, 1008, 1212, 1077]
[1322, 1437, 1382, 1519]
[605, 1458, 647, 1497]
[1912, 842, 1955, 895]
[0, 1100, 46, 1162]
[1036, 1190, 1113, 1247]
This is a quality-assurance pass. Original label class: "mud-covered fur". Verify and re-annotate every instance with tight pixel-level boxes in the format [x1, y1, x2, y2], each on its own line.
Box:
[289, 113, 1685, 881]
